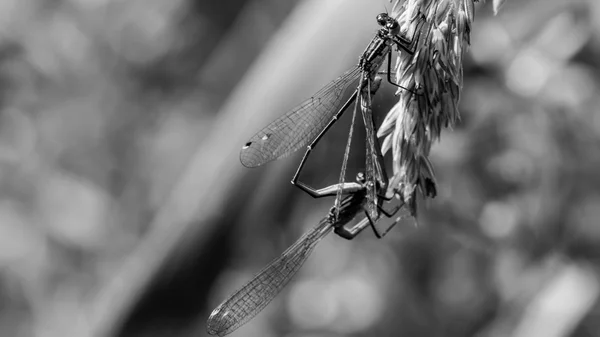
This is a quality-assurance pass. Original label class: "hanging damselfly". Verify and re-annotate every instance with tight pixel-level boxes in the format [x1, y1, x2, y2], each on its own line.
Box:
[207, 172, 409, 336]
[206, 11, 431, 336]
[239, 12, 429, 223]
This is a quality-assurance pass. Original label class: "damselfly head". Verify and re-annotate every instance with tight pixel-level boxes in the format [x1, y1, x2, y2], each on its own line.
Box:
[355, 172, 366, 184]
[376, 13, 389, 27]
[376, 12, 400, 35]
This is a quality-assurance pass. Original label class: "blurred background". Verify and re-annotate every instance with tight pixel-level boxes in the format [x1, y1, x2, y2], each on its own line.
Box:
[1, 0, 600, 336]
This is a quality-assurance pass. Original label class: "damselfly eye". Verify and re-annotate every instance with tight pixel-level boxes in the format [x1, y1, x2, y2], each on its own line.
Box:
[386, 20, 400, 34]
[376, 13, 388, 26]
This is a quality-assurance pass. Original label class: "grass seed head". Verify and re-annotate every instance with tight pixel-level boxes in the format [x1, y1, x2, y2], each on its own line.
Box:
[379, 0, 478, 213]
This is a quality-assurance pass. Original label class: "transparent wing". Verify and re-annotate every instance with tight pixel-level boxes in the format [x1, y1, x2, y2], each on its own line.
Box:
[240, 66, 362, 168]
[334, 75, 362, 219]
[361, 78, 380, 220]
[206, 219, 333, 336]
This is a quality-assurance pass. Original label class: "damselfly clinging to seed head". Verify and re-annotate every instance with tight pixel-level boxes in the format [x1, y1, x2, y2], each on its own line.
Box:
[240, 12, 430, 222]
[207, 10, 436, 337]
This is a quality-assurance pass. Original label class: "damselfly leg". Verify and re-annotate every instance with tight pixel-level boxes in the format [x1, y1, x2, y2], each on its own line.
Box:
[385, 18, 432, 90]
[335, 207, 408, 239]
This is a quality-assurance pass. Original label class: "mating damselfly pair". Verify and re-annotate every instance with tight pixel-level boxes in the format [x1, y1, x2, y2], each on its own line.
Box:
[207, 11, 430, 336]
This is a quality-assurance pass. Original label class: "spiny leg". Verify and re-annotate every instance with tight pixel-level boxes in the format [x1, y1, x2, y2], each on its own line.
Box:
[383, 49, 421, 96]
[293, 181, 364, 199]
[371, 200, 411, 238]
[385, 19, 433, 94]
[334, 216, 370, 240]
[393, 17, 430, 55]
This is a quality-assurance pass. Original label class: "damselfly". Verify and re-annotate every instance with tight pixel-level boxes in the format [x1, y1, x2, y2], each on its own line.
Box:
[240, 13, 429, 222]
[206, 173, 407, 336]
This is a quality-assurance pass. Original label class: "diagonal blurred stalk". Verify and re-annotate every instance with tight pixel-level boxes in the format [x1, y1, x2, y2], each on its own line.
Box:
[86, 0, 386, 336]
